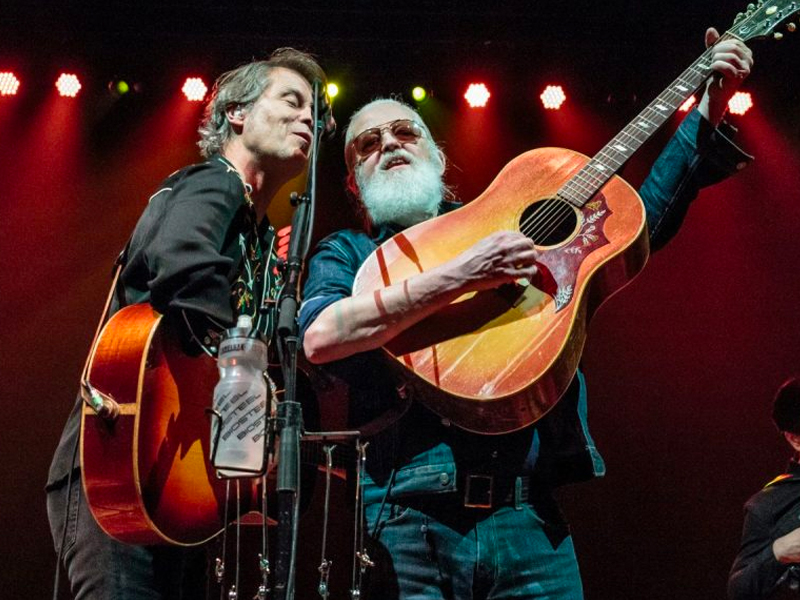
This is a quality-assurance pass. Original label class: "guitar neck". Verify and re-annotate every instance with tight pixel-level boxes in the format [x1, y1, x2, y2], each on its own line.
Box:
[558, 34, 737, 207]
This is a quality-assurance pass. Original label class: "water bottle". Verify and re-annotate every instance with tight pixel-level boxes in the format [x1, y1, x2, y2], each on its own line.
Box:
[210, 314, 269, 477]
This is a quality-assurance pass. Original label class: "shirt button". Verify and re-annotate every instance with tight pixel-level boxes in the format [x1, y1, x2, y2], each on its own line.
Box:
[439, 472, 450, 486]
[736, 161, 747, 171]
[491, 450, 499, 459]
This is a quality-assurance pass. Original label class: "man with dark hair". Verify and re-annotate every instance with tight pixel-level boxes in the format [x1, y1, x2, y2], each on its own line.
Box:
[46, 48, 327, 598]
[300, 29, 752, 599]
[729, 378, 800, 599]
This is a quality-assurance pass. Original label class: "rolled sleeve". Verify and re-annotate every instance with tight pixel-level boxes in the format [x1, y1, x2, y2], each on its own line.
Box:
[642, 108, 753, 251]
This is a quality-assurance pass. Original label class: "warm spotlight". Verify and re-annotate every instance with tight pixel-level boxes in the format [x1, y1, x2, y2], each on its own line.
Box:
[182, 77, 207, 102]
[0, 72, 21, 96]
[540, 85, 566, 110]
[412, 86, 427, 102]
[56, 73, 82, 98]
[464, 83, 490, 108]
[728, 91, 753, 116]
[326, 82, 339, 99]
[678, 95, 697, 112]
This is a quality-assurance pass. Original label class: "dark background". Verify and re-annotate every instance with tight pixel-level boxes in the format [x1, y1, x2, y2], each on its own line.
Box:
[2, 1, 800, 598]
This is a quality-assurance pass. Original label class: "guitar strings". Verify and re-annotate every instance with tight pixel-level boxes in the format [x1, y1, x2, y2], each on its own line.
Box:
[518, 87, 695, 242]
[515, 37, 729, 247]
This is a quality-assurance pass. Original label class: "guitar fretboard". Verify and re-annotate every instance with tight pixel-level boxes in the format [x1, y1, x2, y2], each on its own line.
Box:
[558, 35, 736, 208]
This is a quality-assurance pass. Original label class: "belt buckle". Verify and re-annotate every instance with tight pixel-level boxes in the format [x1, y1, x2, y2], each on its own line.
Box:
[463, 474, 493, 509]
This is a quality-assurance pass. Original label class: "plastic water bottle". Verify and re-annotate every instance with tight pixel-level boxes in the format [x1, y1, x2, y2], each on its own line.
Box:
[210, 314, 269, 477]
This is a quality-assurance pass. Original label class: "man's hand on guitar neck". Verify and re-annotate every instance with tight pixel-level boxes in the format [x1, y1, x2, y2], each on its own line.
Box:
[303, 231, 539, 365]
[698, 27, 754, 126]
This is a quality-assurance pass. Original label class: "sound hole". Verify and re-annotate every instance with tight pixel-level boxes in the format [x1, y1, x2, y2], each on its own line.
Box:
[519, 198, 578, 247]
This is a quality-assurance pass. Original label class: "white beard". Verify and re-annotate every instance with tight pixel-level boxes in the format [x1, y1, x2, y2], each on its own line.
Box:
[356, 149, 445, 228]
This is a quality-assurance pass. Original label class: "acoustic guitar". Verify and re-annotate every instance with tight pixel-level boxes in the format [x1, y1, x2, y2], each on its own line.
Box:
[353, 2, 798, 434]
[81, 303, 351, 546]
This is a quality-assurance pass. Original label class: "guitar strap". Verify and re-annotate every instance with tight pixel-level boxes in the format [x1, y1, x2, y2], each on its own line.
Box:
[78, 240, 131, 418]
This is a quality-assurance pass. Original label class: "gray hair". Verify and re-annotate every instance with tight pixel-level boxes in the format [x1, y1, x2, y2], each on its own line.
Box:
[343, 97, 454, 230]
[198, 48, 326, 158]
[344, 97, 444, 173]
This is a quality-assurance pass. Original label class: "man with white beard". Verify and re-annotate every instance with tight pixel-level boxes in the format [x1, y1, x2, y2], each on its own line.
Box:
[353, 116, 447, 229]
[299, 30, 752, 599]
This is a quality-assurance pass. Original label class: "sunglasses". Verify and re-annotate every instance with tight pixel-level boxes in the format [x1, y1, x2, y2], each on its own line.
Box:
[347, 119, 425, 166]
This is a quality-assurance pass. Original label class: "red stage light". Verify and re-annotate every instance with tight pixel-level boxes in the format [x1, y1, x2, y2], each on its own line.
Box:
[678, 95, 697, 112]
[464, 83, 490, 108]
[0, 72, 21, 96]
[540, 85, 566, 110]
[56, 73, 82, 98]
[182, 77, 208, 102]
[728, 91, 753, 116]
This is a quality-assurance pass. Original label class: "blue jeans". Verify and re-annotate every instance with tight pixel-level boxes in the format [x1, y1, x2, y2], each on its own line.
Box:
[364, 494, 583, 600]
[46, 473, 208, 599]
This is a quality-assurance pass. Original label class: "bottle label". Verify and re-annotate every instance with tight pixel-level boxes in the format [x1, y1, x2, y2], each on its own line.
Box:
[219, 342, 247, 356]
[210, 379, 268, 477]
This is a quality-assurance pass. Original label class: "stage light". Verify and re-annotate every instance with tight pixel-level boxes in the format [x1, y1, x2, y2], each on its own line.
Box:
[0, 72, 21, 96]
[108, 79, 131, 96]
[412, 86, 427, 102]
[678, 95, 697, 112]
[728, 91, 753, 116]
[326, 82, 339, 99]
[182, 77, 207, 102]
[464, 83, 490, 108]
[56, 73, 82, 98]
[540, 85, 566, 110]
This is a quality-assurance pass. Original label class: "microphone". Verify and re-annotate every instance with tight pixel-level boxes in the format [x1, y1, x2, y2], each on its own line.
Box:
[320, 108, 337, 140]
[315, 79, 336, 140]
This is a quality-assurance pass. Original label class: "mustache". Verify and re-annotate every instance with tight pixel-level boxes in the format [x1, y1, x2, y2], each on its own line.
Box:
[376, 149, 415, 170]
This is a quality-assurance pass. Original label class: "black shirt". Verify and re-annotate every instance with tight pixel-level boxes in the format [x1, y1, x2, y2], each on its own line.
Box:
[47, 155, 279, 488]
[729, 460, 800, 599]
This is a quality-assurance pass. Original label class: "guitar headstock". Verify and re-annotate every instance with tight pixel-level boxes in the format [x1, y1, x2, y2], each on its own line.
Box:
[730, 0, 800, 41]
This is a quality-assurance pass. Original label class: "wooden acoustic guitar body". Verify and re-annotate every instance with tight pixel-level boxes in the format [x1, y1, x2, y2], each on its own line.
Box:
[353, 147, 650, 434]
[81, 303, 239, 545]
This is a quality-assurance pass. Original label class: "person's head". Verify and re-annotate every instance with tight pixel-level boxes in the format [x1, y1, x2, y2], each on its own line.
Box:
[198, 48, 327, 175]
[344, 98, 448, 231]
[773, 377, 800, 452]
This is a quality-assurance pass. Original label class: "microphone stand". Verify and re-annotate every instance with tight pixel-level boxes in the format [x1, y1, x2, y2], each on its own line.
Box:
[272, 79, 328, 600]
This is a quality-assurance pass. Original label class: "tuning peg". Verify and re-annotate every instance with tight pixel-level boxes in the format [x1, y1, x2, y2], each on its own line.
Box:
[775, 31, 785, 39]
[735, 11, 745, 23]
[788, 22, 798, 32]
[747, 3, 756, 11]
[758, 0, 765, 7]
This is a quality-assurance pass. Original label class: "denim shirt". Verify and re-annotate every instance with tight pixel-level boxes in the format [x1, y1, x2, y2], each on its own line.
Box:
[299, 108, 751, 502]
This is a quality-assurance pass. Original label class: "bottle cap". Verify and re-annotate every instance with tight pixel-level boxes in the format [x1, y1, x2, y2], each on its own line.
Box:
[223, 314, 254, 341]
[236, 314, 253, 330]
